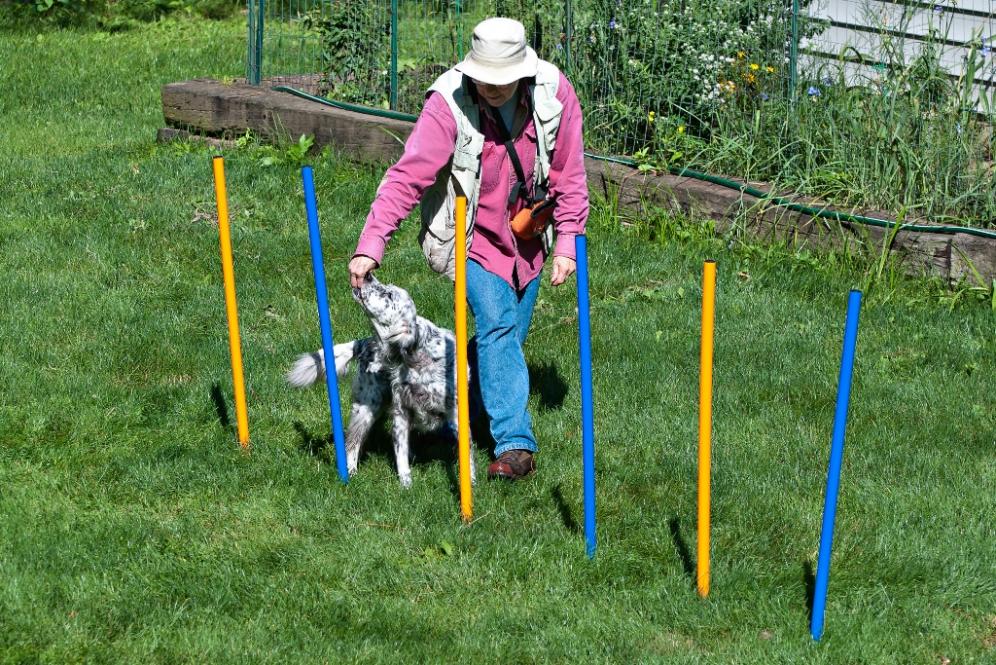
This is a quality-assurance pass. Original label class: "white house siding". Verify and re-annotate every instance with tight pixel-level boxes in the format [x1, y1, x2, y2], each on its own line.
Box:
[801, 0, 994, 113]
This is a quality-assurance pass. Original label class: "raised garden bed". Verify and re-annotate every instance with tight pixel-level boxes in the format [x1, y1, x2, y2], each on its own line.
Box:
[160, 78, 996, 285]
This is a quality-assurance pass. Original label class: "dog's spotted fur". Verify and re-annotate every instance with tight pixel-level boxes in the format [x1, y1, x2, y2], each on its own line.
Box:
[287, 274, 473, 487]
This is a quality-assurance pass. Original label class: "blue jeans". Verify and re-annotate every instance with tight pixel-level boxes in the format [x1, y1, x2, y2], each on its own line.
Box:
[466, 260, 541, 456]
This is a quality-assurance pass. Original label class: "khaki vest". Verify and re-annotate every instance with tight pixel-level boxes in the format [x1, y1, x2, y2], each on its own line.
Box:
[413, 61, 564, 279]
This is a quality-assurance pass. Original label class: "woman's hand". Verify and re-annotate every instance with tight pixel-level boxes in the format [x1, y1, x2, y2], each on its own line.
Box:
[550, 256, 577, 286]
[349, 256, 378, 288]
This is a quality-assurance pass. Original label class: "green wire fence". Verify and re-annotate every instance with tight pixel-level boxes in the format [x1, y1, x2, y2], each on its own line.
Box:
[246, 0, 485, 108]
[245, 0, 812, 153]
[245, 0, 996, 228]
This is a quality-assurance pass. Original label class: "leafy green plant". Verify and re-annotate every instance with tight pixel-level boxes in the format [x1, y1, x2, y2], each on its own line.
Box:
[395, 58, 449, 114]
[630, 146, 654, 174]
[256, 133, 316, 168]
[561, 0, 822, 153]
[25, 0, 105, 23]
[861, 207, 907, 298]
[230, 129, 318, 167]
[13, 0, 239, 25]
[707, 18, 996, 228]
[307, 0, 390, 108]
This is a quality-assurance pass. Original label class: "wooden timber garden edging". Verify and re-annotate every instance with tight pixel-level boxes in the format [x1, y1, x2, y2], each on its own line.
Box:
[160, 78, 996, 285]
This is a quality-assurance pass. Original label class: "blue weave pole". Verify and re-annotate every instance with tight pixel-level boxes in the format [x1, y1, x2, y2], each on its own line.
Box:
[302, 166, 349, 484]
[811, 289, 863, 640]
[575, 234, 596, 559]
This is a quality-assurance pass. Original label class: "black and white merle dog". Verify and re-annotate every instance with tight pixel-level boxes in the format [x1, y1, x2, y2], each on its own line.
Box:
[287, 274, 473, 487]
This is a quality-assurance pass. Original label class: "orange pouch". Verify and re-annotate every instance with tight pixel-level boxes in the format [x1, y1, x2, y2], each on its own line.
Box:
[510, 198, 556, 240]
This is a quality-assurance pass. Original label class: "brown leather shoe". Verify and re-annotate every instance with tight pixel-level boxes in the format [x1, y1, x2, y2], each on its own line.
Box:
[487, 449, 536, 481]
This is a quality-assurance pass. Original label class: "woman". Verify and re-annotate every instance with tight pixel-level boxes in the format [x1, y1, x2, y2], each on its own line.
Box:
[347, 17, 589, 480]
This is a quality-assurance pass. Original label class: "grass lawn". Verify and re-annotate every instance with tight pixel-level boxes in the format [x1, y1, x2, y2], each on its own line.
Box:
[1, 14, 994, 665]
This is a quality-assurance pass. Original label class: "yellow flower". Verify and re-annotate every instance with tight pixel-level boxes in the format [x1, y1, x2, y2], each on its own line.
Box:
[746, 72, 756, 84]
[750, 63, 760, 71]
[765, 65, 775, 73]
[647, 111, 656, 124]
[677, 125, 685, 134]
[737, 51, 745, 59]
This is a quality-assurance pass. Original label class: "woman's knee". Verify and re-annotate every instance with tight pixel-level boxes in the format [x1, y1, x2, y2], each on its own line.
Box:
[476, 321, 517, 346]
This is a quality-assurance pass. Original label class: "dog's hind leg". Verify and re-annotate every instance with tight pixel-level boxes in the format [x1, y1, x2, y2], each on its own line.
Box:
[445, 420, 476, 486]
[440, 422, 475, 485]
[344, 373, 386, 477]
[345, 401, 378, 477]
[391, 406, 413, 488]
[344, 366, 390, 475]
[469, 437, 476, 485]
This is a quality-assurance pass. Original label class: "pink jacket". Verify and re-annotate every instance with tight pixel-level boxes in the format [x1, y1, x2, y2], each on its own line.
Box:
[354, 72, 589, 289]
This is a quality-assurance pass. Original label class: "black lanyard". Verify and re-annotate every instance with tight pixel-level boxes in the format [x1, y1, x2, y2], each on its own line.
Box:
[488, 104, 547, 207]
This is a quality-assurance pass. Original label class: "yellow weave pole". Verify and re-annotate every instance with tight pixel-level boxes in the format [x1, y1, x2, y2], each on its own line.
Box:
[697, 259, 716, 596]
[212, 156, 250, 449]
[454, 196, 473, 522]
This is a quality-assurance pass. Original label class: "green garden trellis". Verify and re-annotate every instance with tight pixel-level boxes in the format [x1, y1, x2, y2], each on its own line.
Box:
[246, 0, 488, 112]
[245, 0, 995, 227]
[245, 0, 804, 156]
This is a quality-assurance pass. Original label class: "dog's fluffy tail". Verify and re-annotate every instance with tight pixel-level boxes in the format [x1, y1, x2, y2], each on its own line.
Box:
[286, 341, 360, 388]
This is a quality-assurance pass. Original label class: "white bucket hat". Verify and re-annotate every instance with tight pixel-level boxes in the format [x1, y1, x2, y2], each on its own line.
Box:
[455, 17, 539, 86]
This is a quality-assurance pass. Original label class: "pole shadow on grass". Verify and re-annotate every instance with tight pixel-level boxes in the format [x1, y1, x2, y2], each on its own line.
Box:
[293, 421, 331, 462]
[438, 419, 494, 504]
[210, 382, 232, 434]
[292, 414, 479, 493]
[803, 560, 816, 623]
[416, 426, 461, 501]
[668, 517, 695, 581]
[528, 361, 569, 411]
[551, 485, 581, 534]
[292, 418, 393, 468]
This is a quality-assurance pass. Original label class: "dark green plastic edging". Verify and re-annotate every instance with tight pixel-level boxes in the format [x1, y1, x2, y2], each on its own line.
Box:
[274, 86, 418, 122]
